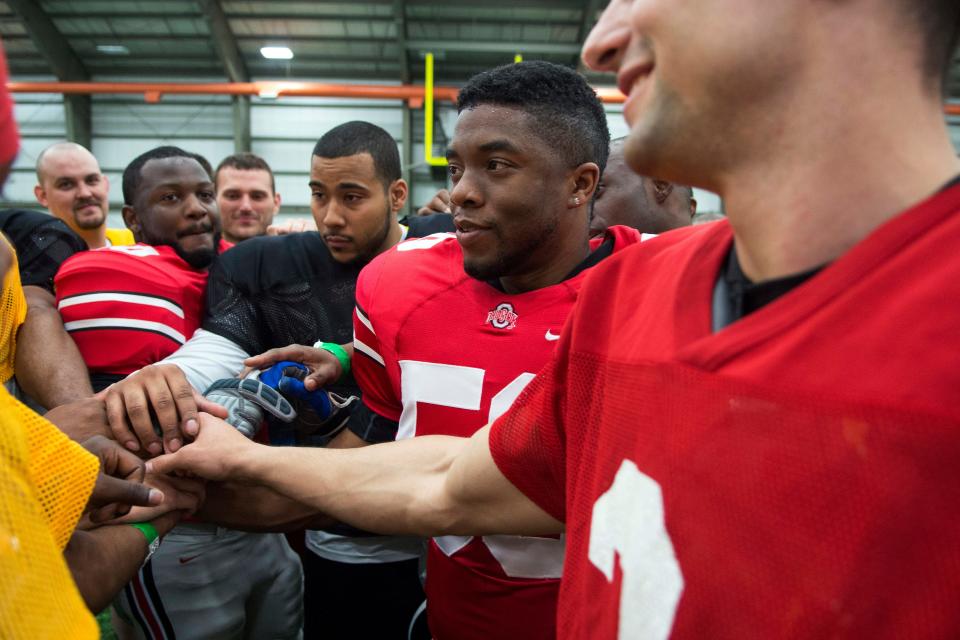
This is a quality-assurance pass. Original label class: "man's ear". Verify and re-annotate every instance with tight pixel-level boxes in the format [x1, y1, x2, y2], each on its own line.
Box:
[273, 191, 282, 212]
[389, 179, 409, 215]
[34, 184, 48, 208]
[121, 205, 141, 237]
[568, 162, 601, 209]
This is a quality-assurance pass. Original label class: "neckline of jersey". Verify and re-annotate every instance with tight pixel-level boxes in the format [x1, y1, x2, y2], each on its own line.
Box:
[673, 178, 960, 370]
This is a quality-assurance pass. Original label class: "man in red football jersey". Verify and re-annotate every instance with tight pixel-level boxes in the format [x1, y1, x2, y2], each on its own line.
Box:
[219, 60, 641, 640]
[55, 146, 229, 396]
[57, 146, 304, 640]
[341, 62, 641, 639]
[148, 0, 960, 637]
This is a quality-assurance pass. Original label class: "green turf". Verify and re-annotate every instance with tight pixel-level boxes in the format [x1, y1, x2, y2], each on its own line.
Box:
[96, 609, 117, 640]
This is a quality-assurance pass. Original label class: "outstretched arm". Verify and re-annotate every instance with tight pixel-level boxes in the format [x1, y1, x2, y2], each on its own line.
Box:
[198, 483, 335, 532]
[149, 414, 561, 538]
[15, 285, 93, 408]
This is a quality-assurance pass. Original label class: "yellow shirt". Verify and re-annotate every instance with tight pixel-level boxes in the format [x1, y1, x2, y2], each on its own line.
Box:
[105, 227, 135, 246]
[0, 235, 27, 384]
[0, 386, 99, 639]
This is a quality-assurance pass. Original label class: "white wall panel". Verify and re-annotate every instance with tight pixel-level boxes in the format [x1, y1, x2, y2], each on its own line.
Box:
[251, 101, 403, 140]
[16, 90, 960, 220]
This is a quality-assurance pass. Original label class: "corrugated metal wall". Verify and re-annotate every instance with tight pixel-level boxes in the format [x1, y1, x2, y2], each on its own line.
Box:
[14, 84, 953, 224]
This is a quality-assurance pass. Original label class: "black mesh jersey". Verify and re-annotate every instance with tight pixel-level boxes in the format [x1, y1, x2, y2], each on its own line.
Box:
[203, 214, 455, 400]
[0, 208, 87, 293]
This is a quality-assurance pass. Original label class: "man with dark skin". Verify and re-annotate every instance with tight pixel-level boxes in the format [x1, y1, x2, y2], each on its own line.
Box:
[55, 147, 226, 397]
[101, 123, 454, 638]
[589, 137, 695, 237]
[52, 146, 304, 640]
[0, 76, 201, 632]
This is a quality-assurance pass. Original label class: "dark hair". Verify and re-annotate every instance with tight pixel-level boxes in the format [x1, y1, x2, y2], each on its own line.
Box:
[215, 152, 275, 193]
[457, 60, 610, 173]
[312, 121, 401, 189]
[908, 0, 960, 87]
[122, 146, 213, 205]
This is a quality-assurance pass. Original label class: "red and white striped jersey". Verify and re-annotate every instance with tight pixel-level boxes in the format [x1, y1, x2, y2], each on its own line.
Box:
[353, 227, 642, 640]
[55, 242, 229, 377]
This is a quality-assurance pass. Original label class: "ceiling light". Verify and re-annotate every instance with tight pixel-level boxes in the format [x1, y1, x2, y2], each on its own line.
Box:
[97, 44, 129, 55]
[260, 46, 294, 60]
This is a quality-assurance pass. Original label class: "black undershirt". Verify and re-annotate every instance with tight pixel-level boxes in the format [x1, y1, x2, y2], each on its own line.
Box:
[714, 172, 960, 329]
[485, 235, 615, 293]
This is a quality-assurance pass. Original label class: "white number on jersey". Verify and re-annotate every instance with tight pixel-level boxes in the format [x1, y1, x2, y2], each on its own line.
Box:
[398, 359, 564, 579]
[589, 460, 684, 639]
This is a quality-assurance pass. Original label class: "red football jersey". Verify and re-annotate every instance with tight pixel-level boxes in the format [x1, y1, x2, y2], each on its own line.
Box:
[55, 242, 229, 376]
[490, 185, 960, 638]
[353, 227, 642, 640]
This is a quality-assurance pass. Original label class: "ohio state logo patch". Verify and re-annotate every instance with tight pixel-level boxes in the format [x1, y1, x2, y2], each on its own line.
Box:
[485, 302, 518, 330]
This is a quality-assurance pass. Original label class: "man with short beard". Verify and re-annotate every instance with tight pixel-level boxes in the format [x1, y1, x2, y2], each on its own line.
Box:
[56, 146, 305, 640]
[54, 146, 230, 394]
[102, 124, 454, 638]
[34, 142, 134, 248]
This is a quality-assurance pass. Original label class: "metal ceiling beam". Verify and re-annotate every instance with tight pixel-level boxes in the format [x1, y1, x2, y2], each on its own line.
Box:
[197, 0, 249, 82]
[575, 0, 605, 68]
[6, 0, 88, 80]
[197, 0, 251, 151]
[394, 0, 410, 84]
[6, 0, 91, 148]
[405, 40, 582, 55]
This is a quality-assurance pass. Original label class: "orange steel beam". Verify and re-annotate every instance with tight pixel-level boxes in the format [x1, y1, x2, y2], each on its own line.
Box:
[7, 81, 461, 102]
[7, 81, 960, 113]
[4, 80, 631, 104]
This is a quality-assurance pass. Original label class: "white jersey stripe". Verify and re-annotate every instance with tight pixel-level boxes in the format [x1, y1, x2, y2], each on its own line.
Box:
[58, 292, 185, 318]
[353, 337, 385, 366]
[64, 318, 186, 344]
[355, 306, 375, 336]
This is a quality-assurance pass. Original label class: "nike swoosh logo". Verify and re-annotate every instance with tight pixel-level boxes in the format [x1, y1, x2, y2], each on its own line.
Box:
[178, 555, 201, 565]
[545, 330, 561, 341]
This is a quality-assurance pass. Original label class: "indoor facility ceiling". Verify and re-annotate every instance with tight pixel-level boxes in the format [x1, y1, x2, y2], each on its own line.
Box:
[1, 1, 957, 98]
[0, 0, 611, 86]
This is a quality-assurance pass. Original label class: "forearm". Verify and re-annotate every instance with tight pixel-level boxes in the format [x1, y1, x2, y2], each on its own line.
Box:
[197, 482, 335, 532]
[64, 513, 177, 612]
[16, 286, 92, 408]
[153, 418, 561, 537]
[162, 329, 249, 391]
[240, 435, 472, 537]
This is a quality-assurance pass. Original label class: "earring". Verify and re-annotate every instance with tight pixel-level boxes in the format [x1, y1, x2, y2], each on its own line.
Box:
[573, 197, 581, 206]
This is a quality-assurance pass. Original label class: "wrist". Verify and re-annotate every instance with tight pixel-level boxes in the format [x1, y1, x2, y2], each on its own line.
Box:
[150, 511, 182, 537]
[237, 441, 276, 485]
[128, 522, 161, 563]
[313, 340, 350, 381]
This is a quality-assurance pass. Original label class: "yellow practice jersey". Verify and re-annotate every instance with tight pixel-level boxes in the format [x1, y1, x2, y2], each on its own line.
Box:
[0, 234, 27, 384]
[0, 386, 99, 639]
[105, 227, 135, 246]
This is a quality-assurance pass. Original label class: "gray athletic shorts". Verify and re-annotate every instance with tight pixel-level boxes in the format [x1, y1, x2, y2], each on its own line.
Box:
[113, 524, 303, 639]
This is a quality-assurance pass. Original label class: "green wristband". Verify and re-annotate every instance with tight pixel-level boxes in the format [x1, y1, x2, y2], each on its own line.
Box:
[129, 522, 161, 564]
[314, 341, 351, 381]
[129, 521, 159, 544]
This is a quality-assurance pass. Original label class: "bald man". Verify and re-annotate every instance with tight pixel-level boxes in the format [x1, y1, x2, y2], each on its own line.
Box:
[34, 142, 133, 248]
[590, 138, 695, 237]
